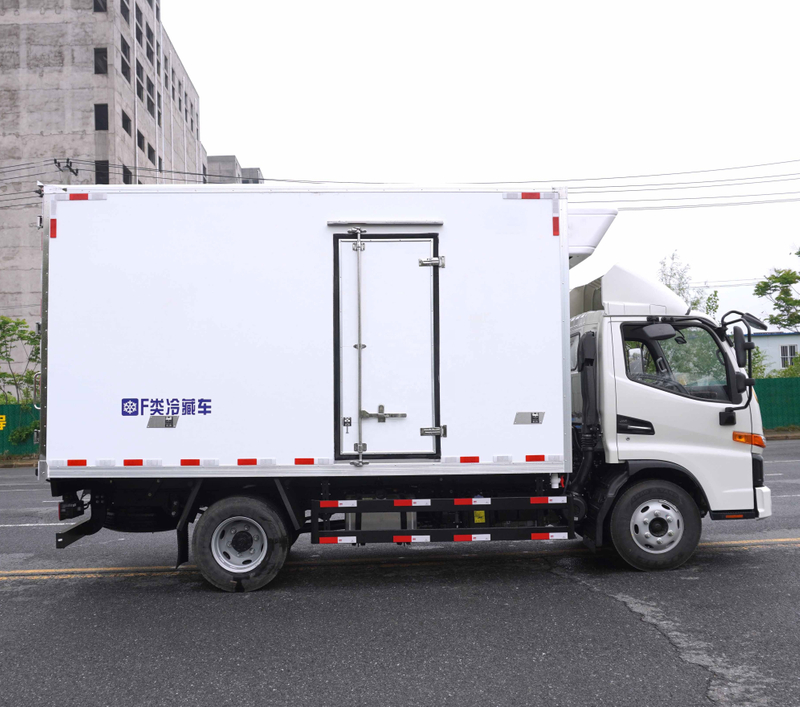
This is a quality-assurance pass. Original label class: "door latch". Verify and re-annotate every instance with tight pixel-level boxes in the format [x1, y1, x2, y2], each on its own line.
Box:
[419, 256, 445, 268]
[361, 405, 407, 423]
[420, 425, 447, 437]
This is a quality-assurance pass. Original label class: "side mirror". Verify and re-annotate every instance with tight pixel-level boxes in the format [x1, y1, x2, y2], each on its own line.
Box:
[733, 326, 755, 368]
[735, 371, 754, 393]
[642, 322, 677, 341]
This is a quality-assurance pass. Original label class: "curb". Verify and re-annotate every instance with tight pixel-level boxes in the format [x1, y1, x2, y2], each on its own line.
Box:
[0, 459, 37, 469]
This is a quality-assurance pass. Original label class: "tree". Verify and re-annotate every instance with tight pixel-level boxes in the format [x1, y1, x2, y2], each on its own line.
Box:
[658, 251, 719, 317]
[750, 346, 769, 379]
[753, 251, 800, 331]
[0, 317, 41, 404]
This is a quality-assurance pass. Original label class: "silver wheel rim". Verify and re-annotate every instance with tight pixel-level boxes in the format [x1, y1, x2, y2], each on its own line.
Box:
[210, 515, 268, 573]
[629, 499, 684, 554]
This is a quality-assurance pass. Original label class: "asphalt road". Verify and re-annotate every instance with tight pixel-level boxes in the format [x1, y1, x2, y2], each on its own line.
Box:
[1, 444, 799, 707]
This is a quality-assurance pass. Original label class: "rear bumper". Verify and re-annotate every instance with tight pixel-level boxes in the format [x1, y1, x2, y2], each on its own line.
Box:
[756, 486, 772, 519]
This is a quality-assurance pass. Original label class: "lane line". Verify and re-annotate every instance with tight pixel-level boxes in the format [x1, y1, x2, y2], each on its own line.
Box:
[766, 473, 784, 476]
[0, 523, 70, 527]
[2, 537, 799, 580]
[764, 460, 800, 464]
[774, 494, 800, 498]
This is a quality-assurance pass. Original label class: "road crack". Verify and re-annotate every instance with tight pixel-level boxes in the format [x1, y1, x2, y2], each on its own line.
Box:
[548, 560, 774, 706]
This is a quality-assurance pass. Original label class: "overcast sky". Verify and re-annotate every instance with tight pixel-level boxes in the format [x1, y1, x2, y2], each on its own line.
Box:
[164, 0, 800, 324]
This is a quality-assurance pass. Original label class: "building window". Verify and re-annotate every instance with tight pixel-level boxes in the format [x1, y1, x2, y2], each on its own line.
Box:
[171, 71, 176, 100]
[781, 345, 797, 369]
[94, 47, 108, 75]
[203, 164, 207, 184]
[157, 92, 162, 127]
[95, 160, 110, 184]
[123, 165, 133, 184]
[120, 36, 131, 82]
[146, 0, 152, 6]
[184, 92, 188, 120]
[121, 110, 131, 135]
[158, 156, 163, 172]
[145, 23, 154, 64]
[94, 0, 107, 11]
[155, 3, 160, 21]
[94, 104, 109, 131]
[146, 77, 155, 117]
[156, 42, 161, 74]
[135, 4, 143, 46]
[136, 61, 144, 100]
[147, 144, 156, 165]
[120, 0, 130, 23]
[137, 130, 145, 151]
[164, 58, 169, 92]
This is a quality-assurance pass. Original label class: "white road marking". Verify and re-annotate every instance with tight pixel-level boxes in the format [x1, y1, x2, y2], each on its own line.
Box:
[774, 494, 800, 498]
[766, 473, 783, 476]
[764, 459, 800, 464]
[0, 523, 70, 527]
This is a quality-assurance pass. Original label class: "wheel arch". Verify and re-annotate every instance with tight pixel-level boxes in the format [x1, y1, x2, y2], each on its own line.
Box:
[593, 460, 709, 547]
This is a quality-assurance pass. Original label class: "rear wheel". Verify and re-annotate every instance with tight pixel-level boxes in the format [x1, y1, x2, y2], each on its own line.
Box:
[193, 496, 289, 592]
[610, 480, 701, 571]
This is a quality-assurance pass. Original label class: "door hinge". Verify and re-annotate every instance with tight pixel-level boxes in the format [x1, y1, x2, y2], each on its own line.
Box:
[419, 256, 445, 268]
[420, 425, 447, 438]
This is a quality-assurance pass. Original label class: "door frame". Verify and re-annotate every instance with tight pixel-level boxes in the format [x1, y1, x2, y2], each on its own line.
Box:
[333, 233, 442, 461]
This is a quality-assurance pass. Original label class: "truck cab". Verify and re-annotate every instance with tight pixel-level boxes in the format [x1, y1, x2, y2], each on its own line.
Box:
[569, 264, 772, 569]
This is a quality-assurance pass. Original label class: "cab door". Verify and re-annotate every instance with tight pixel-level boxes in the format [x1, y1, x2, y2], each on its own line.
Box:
[612, 319, 754, 511]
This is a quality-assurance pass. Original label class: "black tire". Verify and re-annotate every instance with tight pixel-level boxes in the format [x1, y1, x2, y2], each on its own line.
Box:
[609, 480, 701, 571]
[192, 496, 289, 592]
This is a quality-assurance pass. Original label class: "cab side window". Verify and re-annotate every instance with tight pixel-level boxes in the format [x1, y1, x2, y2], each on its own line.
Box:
[622, 324, 731, 402]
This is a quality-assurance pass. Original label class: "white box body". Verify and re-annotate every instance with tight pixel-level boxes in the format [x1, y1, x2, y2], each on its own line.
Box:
[41, 187, 571, 479]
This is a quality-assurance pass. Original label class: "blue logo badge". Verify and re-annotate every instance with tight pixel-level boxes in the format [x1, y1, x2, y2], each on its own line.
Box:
[121, 398, 139, 416]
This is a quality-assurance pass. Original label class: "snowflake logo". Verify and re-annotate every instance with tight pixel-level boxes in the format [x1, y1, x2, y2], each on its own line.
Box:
[121, 398, 139, 416]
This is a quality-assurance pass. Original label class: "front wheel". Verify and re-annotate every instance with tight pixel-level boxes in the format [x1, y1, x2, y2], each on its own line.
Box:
[193, 496, 289, 592]
[609, 480, 701, 571]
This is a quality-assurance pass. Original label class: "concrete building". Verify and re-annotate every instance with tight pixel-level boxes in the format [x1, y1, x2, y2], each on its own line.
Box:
[0, 0, 209, 325]
[752, 331, 800, 374]
[207, 156, 263, 184]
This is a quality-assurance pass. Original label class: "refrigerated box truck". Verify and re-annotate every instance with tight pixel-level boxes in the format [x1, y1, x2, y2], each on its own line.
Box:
[37, 186, 771, 591]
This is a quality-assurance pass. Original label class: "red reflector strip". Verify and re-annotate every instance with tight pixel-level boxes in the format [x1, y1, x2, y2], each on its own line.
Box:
[180, 459, 200, 466]
[67, 459, 87, 467]
[531, 532, 569, 540]
[123, 459, 143, 467]
[319, 537, 338, 544]
[238, 458, 257, 465]
[725, 514, 744, 519]
[530, 497, 548, 504]
[393, 499, 431, 507]
[393, 535, 431, 543]
[454, 498, 491, 506]
[394, 499, 412, 507]
[319, 536, 357, 544]
[294, 458, 314, 465]
[454, 534, 491, 542]
[553, 216, 560, 236]
[69, 193, 89, 201]
[320, 500, 357, 508]
[521, 192, 540, 199]
[526, 454, 546, 462]
[50, 219, 57, 238]
[460, 456, 479, 463]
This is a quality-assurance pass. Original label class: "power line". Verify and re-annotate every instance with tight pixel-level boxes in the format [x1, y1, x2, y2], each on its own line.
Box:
[0, 160, 48, 173]
[618, 197, 800, 211]
[459, 158, 800, 185]
[573, 189, 800, 205]
[570, 172, 800, 194]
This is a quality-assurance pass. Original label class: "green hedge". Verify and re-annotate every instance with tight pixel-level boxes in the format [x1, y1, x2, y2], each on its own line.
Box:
[0, 404, 39, 456]
[754, 378, 800, 430]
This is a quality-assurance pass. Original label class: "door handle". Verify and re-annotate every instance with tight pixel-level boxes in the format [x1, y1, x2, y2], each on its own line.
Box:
[361, 405, 407, 423]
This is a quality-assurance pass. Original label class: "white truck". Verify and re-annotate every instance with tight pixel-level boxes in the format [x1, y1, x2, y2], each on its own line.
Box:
[37, 185, 771, 591]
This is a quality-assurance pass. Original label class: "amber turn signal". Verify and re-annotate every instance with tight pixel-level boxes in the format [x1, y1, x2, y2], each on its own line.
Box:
[732, 431, 766, 448]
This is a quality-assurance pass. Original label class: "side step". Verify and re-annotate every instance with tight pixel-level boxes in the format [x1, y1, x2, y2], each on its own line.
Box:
[311, 495, 574, 545]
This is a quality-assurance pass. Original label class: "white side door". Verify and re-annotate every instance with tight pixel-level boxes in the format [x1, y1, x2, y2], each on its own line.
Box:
[613, 319, 754, 511]
[337, 236, 440, 459]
